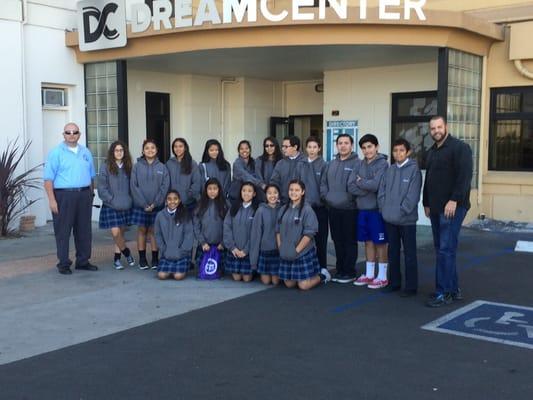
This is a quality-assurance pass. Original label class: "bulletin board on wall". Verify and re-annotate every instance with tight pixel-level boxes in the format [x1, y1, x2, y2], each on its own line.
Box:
[326, 120, 358, 161]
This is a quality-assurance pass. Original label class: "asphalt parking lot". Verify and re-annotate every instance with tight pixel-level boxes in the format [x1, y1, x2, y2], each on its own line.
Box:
[0, 225, 532, 399]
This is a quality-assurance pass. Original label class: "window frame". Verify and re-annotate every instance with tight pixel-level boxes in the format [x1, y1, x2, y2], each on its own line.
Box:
[489, 86, 533, 172]
[390, 90, 438, 169]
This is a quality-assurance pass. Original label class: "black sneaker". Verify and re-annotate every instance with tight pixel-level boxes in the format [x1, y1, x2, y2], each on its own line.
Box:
[426, 293, 453, 308]
[75, 263, 98, 271]
[139, 259, 149, 270]
[381, 286, 401, 294]
[332, 273, 356, 284]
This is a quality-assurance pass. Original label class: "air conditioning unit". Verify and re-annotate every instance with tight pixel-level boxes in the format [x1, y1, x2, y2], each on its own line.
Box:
[42, 88, 66, 107]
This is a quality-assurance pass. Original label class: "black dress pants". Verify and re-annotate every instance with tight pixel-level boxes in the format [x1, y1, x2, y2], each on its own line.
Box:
[52, 189, 93, 269]
[328, 207, 358, 276]
[312, 205, 329, 269]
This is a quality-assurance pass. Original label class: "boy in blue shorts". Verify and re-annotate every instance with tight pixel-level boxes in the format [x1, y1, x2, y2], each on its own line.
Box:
[348, 134, 389, 289]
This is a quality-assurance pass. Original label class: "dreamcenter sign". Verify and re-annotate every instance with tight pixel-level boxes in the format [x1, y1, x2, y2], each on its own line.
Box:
[77, 0, 427, 52]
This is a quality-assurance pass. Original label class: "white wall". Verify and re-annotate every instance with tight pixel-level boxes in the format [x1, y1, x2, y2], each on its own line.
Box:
[0, 1, 84, 228]
[324, 62, 437, 156]
[285, 81, 323, 116]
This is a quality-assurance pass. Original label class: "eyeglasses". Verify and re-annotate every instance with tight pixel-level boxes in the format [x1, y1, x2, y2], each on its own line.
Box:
[64, 130, 80, 135]
[264, 144, 275, 148]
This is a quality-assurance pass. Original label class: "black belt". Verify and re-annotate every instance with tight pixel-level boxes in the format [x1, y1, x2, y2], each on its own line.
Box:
[54, 186, 90, 192]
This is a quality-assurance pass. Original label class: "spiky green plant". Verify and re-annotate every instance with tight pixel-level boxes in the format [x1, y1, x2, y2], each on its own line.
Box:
[0, 139, 43, 236]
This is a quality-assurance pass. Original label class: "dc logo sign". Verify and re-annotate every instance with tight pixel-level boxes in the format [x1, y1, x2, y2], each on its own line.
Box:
[205, 258, 218, 275]
[77, 0, 127, 52]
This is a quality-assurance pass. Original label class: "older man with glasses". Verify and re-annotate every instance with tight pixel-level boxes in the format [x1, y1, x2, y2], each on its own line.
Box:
[44, 122, 98, 275]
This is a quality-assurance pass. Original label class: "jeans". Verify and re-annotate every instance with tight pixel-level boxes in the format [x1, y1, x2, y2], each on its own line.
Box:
[385, 223, 418, 291]
[328, 207, 358, 276]
[430, 207, 468, 295]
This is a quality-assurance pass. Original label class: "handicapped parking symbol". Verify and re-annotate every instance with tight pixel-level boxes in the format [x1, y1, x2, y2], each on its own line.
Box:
[465, 312, 533, 338]
[422, 301, 533, 349]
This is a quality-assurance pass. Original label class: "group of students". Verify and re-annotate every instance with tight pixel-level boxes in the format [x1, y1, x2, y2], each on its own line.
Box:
[97, 132, 421, 293]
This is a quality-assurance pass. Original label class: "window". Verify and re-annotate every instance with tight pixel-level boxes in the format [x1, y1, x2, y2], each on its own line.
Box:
[391, 91, 437, 168]
[85, 62, 119, 173]
[42, 87, 67, 107]
[489, 86, 533, 171]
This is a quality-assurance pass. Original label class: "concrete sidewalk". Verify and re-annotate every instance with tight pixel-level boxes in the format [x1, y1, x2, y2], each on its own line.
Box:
[0, 221, 494, 368]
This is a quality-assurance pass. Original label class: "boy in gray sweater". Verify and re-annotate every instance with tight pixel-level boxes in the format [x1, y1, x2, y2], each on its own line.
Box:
[378, 138, 422, 296]
[348, 134, 389, 289]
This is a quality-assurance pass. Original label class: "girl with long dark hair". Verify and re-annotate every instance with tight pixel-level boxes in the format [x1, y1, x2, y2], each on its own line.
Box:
[130, 139, 170, 270]
[97, 140, 135, 270]
[230, 140, 263, 201]
[166, 138, 202, 212]
[193, 178, 229, 268]
[255, 136, 282, 185]
[223, 181, 259, 282]
[199, 139, 231, 198]
[276, 179, 328, 290]
[154, 190, 193, 281]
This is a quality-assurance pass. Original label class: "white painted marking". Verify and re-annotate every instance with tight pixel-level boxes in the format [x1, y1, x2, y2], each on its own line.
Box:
[515, 240, 533, 253]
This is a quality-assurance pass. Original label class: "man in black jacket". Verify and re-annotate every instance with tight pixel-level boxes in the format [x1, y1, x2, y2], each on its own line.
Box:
[423, 115, 473, 307]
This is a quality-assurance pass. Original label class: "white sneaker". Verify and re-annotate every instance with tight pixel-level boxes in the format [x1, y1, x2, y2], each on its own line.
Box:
[320, 268, 331, 283]
[113, 259, 124, 270]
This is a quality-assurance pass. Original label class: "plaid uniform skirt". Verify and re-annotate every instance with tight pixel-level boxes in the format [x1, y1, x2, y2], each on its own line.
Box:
[99, 206, 131, 229]
[279, 247, 320, 281]
[130, 207, 159, 227]
[158, 256, 192, 274]
[225, 253, 252, 275]
[258, 250, 280, 276]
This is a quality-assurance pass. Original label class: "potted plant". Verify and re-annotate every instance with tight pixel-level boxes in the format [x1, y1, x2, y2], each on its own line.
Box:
[0, 139, 42, 237]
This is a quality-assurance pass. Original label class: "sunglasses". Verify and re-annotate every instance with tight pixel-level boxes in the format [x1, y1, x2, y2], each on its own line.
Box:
[64, 130, 80, 135]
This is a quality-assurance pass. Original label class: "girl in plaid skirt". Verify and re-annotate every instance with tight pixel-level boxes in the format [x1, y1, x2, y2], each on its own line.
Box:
[250, 184, 281, 286]
[223, 182, 259, 282]
[276, 180, 328, 290]
[193, 178, 228, 272]
[154, 190, 194, 280]
[97, 141, 135, 270]
[130, 139, 170, 270]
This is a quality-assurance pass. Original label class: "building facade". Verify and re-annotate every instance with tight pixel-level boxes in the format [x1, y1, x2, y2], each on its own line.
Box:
[1, 0, 532, 228]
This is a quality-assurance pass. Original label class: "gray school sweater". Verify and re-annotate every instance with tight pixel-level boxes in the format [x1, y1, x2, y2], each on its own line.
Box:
[193, 200, 226, 246]
[348, 153, 389, 210]
[255, 157, 275, 185]
[97, 162, 132, 210]
[276, 203, 318, 261]
[199, 159, 231, 198]
[378, 158, 422, 225]
[270, 153, 308, 203]
[320, 152, 360, 210]
[232, 157, 262, 187]
[223, 204, 256, 254]
[249, 203, 280, 266]
[130, 158, 170, 208]
[306, 157, 327, 207]
[154, 210, 194, 260]
[166, 157, 202, 207]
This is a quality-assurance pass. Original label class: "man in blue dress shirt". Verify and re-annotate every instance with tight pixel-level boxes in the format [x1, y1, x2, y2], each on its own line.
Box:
[44, 123, 98, 275]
